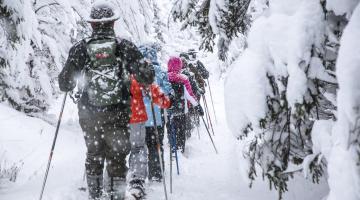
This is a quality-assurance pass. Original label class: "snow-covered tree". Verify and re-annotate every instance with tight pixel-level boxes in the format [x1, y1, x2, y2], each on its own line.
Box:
[171, 0, 251, 60]
[225, 0, 349, 198]
[327, 4, 360, 198]
[314, 0, 360, 199]
[0, 0, 161, 114]
[0, 0, 89, 113]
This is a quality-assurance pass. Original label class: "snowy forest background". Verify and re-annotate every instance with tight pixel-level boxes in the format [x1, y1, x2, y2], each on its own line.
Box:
[1, 0, 360, 199]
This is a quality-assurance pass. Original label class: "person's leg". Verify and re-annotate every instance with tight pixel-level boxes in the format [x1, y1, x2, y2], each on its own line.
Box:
[166, 114, 171, 145]
[175, 114, 187, 152]
[185, 112, 192, 139]
[146, 126, 164, 181]
[127, 123, 147, 197]
[145, 126, 156, 180]
[103, 124, 131, 200]
[180, 114, 187, 152]
[79, 118, 106, 200]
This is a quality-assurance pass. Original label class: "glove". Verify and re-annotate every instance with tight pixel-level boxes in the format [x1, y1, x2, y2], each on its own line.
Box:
[195, 105, 204, 116]
[198, 88, 205, 95]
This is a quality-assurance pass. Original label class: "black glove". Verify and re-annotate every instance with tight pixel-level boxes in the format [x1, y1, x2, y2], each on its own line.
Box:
[195, 105, 204, 116]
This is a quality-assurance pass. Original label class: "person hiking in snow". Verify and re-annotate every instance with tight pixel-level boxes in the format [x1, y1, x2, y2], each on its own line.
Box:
[167, 57, 204, 153]
[128, 72, 171, 199]
[139, 45, 174, 182]
[180, 49, 209, 100]
[58, 2, 154, 200]
[179, 50, 209, 137]
[179, 55, 202, 139]
[187, 49, 209, 89]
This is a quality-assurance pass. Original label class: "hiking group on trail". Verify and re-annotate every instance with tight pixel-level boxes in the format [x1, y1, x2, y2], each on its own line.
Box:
[53, 1, 214, 200]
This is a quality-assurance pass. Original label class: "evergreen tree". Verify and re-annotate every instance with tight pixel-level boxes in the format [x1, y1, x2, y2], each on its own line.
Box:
[0, 0, 159, 114]
[328, 2, 360, 199]
[0, 0, 91, 113]
[218, 0, 251, 60]
[171, 0, 251, 60]
[236, 1, 345, 198]
[172, 0, 198, 22]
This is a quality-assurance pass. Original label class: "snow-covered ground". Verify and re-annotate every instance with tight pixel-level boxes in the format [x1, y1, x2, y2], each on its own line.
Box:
[0, 100, 87, 200]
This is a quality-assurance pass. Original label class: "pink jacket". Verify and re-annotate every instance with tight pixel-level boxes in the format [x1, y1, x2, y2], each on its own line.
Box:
[167, 57, 198, 106]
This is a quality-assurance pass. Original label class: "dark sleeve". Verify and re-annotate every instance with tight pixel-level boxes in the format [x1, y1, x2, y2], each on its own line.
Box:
[118, 39, 154, 85]
[197, 60, 209, 79]
[58, 40, 87, 92]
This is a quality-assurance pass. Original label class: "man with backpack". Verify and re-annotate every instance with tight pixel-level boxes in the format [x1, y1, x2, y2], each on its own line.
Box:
[58, 2, 154, 200]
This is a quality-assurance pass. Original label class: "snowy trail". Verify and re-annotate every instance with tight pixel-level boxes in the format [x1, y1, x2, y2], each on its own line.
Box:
[0, 52, 327, 200]
[146, 81, 278, 200]
[0, 76, 327, 200]
[0, 76, 277, 200]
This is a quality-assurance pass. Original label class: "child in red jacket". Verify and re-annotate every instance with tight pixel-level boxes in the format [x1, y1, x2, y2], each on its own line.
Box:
[127, 74, 170, 198]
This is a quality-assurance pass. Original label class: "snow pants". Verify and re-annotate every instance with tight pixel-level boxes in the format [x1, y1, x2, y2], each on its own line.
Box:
[145, 126, 164, 180]
[129, 123, 148, 182]
[170, 114, 187, 151]
[78, 104, 130, 199]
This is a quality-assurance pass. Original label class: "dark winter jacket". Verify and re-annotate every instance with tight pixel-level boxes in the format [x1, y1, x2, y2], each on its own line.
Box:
[58, 28, 154, 119]
[187, 60, 209, 91]
[182, 68, 204, 99]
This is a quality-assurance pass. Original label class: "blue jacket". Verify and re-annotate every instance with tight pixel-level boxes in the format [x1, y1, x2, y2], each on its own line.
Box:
[144, 63, 173, 127]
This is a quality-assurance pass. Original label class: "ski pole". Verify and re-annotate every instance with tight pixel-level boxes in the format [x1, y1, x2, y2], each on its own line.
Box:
[196, 114, 201, 140]
[39, 92, 68, 200]
[207, 79, 217, 123]
[203, 95, 215, 136]
[203, 97, 211, 129]
[171, 120, 180, 175]
[170, 135, 173, 194]
[196, 123, 201, 140]
[204, 96, 215, 135]
[202, 97, 210, 128]
[165, 113, 173, 194]
[168, 116, 180, 192]
[149, 96, 169, 200]
[201, 116, 218, 154]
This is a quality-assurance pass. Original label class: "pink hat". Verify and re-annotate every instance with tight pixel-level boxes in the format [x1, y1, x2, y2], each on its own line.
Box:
[168, 57, 183, 73]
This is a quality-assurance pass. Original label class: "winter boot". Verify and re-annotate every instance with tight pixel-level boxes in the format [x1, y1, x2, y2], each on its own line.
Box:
[149, 175, 162, 182]
[126, 179, 145, 199]
[87, 174, 103, 200]
[105, 177, 126, 200]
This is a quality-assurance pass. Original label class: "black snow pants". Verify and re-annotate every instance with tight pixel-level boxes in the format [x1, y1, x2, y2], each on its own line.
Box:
[169, 114, 187, 152]
[145, 126, 164, 180]
[78, 102, 131, 179]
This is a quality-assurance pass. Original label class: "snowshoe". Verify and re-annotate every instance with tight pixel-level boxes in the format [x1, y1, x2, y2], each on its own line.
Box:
[104, 176, 126, 200]
[126, 180, 146, 200]
[86, 174, 103, 200]
[149, 176, 162, 183]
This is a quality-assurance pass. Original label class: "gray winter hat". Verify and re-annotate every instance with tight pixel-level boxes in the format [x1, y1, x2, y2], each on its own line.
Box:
[87, 1, 120, 23]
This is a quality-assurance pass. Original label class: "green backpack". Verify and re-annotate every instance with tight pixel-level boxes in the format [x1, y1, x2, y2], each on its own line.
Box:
[84, 38, 130, 106]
